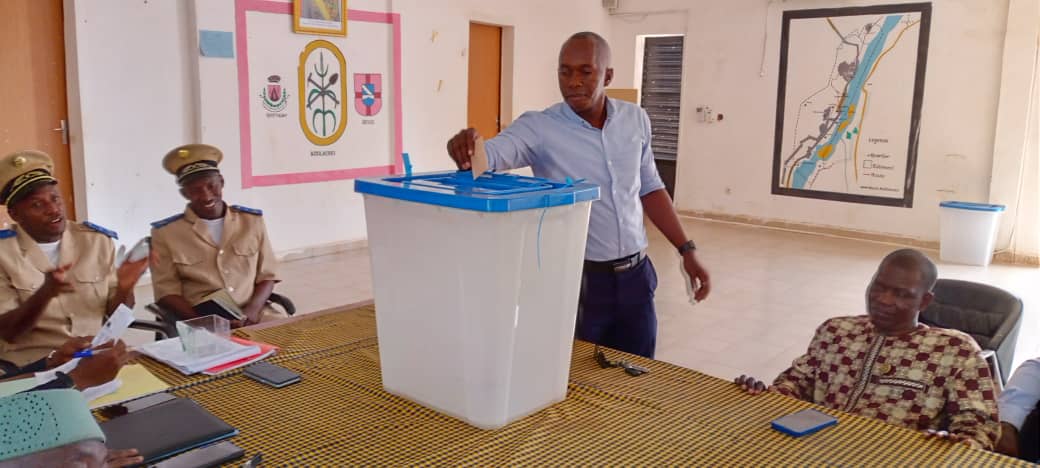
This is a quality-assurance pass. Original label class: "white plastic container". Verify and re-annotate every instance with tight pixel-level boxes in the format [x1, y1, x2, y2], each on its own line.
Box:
[939, 201, 1006, 266]
[355, 171, 599, 429]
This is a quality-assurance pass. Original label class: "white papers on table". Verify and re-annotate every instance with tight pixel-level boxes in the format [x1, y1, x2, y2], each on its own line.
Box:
[137, 337, 260, 375]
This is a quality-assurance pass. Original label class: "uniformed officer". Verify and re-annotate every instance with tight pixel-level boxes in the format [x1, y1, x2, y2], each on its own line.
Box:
[0, 150, 149, 370]
[150, 144, 283, 327]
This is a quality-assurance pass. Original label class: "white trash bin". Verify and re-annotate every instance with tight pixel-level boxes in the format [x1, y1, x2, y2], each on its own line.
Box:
[355, 171, 599, 429]
[939, 201, 1006, 266]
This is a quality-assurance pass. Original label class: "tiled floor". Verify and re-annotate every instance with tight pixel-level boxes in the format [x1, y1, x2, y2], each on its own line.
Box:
[127, 217, 1040, 381]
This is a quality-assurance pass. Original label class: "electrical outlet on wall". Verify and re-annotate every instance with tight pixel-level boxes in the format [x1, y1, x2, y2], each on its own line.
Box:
[695, 106, 714, 123]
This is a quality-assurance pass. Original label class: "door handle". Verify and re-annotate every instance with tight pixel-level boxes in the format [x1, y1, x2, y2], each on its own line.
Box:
[52, 119, 68, 145]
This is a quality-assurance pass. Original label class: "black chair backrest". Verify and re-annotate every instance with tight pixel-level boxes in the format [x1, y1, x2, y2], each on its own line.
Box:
[921, 279, 1020, 346]
[919, 279, 1022, 383]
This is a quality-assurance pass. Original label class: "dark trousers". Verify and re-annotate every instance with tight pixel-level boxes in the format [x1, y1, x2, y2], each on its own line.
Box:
[575, 257, 658, 358]
[1021, 404, 1039, 462]
[0, 357, 47, 380]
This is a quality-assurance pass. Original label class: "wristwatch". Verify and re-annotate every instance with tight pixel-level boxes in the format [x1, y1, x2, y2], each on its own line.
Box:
[53, 371, 76, 389]
[677, 240, 697, 255]
[45, 349, 57, 367]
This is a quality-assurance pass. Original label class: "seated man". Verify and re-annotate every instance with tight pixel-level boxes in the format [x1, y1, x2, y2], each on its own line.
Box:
[150, 144, 283, 327]
[735, 249, 1000, 449]
[0, 389, 140, 467]
[0, 150, 149, 372]
[996, 357, 1039, 461]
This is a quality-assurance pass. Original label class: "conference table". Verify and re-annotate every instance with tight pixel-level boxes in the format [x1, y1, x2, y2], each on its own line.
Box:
[128, 302, 1028, 466]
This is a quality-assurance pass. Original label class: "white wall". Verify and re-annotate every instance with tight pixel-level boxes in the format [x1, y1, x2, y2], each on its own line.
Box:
[65, 0, 196, 244]
[989, 0, 1040, 257]
[65, 0, 608, 253]
[610, 0, 1011, 243]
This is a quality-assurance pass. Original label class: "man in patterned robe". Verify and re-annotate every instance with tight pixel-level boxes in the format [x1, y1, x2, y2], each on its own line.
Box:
[735, 249, 1000, 450]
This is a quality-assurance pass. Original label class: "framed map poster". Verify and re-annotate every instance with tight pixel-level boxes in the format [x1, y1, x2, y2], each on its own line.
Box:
[771, 3, 931, 207]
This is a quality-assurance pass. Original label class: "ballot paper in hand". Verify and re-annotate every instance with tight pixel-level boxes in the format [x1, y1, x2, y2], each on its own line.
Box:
[34, 353, 122, 403]
[679, 259, 698, 306]
[471, 137, 490, 179]
[29, 305, 136, 402]
[93, 304, 136, 347]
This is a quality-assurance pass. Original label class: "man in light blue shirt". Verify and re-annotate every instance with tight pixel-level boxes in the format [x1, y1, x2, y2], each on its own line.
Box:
[996, 357, 1039, 461]
[447, 32, 710, 358]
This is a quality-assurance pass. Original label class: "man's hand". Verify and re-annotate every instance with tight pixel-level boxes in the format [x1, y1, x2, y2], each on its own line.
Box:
[242, 305, 263, 326]
[446, 128, 480, 170]
[995, 421, 1020, 457]
[682, 251, 711, 302]
[67, 340, 128, 390]
[735, 375, 770, 395]
[105, 448, 143, 467]
[40, 263, 75, 297]
[922, 429, 975, 447]
[115, 256, 149, 292]
[45, 336, 94, 368]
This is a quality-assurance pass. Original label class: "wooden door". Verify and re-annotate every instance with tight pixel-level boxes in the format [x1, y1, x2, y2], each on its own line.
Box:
[0, 0, 75, 223]
[467, 23, 502, 139]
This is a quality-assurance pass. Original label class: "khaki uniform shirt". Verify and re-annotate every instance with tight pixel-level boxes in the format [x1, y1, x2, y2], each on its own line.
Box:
[0, 223, 117, 366]
[150, 205, 283, 322]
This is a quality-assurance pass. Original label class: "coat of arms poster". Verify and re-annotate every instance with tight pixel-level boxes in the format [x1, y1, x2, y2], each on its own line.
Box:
[235, 0, 401, 188]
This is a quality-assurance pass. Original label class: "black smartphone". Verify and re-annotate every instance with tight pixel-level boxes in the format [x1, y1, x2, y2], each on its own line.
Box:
[243, 361, 301, 388]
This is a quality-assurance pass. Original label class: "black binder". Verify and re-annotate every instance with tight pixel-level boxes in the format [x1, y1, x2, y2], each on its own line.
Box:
[100, 397, 238, 464]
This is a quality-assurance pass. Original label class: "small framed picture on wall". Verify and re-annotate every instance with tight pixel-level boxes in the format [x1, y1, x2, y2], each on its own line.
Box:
[293, 0, 348, 37]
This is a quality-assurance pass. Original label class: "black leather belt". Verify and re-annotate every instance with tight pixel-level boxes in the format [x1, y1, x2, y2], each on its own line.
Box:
[584, 251, 647, 273]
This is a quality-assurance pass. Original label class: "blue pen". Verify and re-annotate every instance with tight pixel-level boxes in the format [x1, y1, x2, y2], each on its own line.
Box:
[72, 350, 93, 358]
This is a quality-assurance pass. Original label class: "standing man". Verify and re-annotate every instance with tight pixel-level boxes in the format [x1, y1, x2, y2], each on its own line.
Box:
[0, 150, 149, 372]
[446, 32, 710, 358]
[150, 144, 283, 327]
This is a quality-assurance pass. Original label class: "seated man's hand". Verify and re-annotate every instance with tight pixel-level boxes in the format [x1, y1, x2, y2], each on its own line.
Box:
[68, 340, 129, 390]
[995, 421, 1020, 457]
[115, 256, 150, 292]
[40, 263, 76, 297]
[735, 375, 770, 395]
[105, 448, 143, 467]
[241, 305, 263, 326]
[922, 429, 974, 447]
[46, 336, 94, 368]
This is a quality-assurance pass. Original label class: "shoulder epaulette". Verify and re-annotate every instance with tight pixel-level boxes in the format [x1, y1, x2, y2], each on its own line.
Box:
[231, 205, 263, 216]
[81, 221, 118, 239]
[151, 213, 185, 229]
[0, 229, 15, 239]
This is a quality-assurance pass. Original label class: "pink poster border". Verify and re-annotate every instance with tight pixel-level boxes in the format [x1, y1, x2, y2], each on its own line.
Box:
[235, 0, 403, 188]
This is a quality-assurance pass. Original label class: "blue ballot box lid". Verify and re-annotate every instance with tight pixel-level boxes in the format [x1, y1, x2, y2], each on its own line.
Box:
[354, 171, 600, 212]
[939, 201, 1006, 212]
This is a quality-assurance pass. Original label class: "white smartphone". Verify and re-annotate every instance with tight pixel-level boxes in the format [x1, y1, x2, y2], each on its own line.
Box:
[127, 237, 151, 262]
